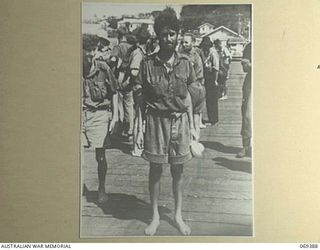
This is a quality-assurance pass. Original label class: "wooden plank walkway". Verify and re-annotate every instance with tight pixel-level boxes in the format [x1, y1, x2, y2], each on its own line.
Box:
[81, 61, 252, 237]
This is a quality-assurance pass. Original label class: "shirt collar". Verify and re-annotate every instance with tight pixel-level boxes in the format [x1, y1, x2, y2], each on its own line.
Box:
[154, 51, 181, 68]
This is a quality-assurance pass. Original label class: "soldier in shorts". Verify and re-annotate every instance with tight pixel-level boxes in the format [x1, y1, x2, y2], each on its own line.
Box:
[136, 8, 198, 236]
[82, 35, 119, 203]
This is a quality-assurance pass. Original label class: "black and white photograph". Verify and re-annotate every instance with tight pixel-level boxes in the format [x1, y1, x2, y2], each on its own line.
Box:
[81, 3, 252, 237]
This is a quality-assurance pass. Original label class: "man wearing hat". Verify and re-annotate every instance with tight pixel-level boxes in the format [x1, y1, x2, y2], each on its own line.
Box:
[91, 31, 112, 67]
[199, 36, 220, 126]
[135, 7, 198, 236]
[111, 26, 135, 139]
[82, 35, 119, 204]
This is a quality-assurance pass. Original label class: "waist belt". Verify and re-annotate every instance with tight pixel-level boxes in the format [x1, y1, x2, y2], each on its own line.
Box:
[83, 105, 111, 112]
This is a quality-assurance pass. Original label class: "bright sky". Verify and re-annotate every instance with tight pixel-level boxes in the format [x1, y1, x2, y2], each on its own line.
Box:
[82, 3, 183, 20]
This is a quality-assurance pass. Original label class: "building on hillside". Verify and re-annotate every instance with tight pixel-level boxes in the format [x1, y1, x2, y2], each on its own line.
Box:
[117, 17, 155, 35]
[201, 25, 247, 58]
[198, 23, 215, 35]
[202, 25, 243, 45]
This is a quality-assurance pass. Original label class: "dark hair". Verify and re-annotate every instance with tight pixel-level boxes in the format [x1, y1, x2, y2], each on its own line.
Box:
[98, 37, 110, 47]
[126, 34, 137, 45]
[213, 39, 222, 46]
[133, 26, 151, 45]
[199, 36, 213, 48]
[82, 34, 99, 51]
[154, 7, 180, 37]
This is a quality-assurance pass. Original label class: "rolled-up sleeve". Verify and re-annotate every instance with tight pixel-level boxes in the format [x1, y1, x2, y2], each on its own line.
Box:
[130, 50, 143, 71]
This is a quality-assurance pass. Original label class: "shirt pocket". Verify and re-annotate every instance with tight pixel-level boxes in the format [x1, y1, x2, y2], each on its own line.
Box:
[146, 74, 165, 97]
[174, 73, 188, 98]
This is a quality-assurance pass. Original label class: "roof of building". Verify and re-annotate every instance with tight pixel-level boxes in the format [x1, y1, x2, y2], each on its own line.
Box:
[198, 23, 214, 29]
[202, 25, 243, 38]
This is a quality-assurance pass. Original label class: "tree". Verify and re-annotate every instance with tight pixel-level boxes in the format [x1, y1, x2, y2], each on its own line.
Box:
[151, 10, 161, 19]
[107, 16, 118, 29]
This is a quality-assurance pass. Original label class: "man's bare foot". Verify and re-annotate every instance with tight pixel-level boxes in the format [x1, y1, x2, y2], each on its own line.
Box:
[175, 218, 191, 236]
[200, 123, 207, 129]
[97, 191, 108, 204]
[144, 219, 160, 236]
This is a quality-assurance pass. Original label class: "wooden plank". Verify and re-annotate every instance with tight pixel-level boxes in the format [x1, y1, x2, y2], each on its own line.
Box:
[83, 167, 252, 182]
[81, 196, 252, 218]
[80, 61, 253, 236]
[81, 207, 252, 227]
[81, 216, 252, 237]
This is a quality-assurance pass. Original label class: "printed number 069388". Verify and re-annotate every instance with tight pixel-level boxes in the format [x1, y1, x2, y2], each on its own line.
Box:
[300, 244, 318, 248]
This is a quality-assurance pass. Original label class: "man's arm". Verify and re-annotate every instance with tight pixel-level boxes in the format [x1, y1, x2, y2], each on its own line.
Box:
[211, 51, 219, 86]
[99, 61, 119, 132]
[186, 60, 199, 141]
[135, 102, 144, 149]
[129, 49, 143, 77]
[186, 91, 194, 129]
[135, 59, 145, 149]
[186, 91, 199, 141]
[193, 53, 204, 84]
[112, 92, 118, 120]
[109, 92, 119, 133]
[213, 69, 219, 86]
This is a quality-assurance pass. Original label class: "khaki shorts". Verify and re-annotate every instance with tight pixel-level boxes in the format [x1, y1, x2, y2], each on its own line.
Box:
[82, 110, 111, 149]
[143, 110, 192, 165]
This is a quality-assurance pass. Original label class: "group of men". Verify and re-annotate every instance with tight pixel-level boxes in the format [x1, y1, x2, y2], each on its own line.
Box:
[82, 7, 252, 236]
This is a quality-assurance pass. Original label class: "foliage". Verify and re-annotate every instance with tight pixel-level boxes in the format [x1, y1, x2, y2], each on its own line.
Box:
[107, 16, 118, 29]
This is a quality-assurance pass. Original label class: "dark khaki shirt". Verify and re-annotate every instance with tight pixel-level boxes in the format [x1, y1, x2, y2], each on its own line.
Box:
[138, 52, 196, 112]
[82, 59, 118, 109]
[181, 48, 204, 85]
[111, 41, 132, 61]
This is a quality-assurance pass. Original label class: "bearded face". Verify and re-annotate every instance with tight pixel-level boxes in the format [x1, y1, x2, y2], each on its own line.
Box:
[158, 26, 178, 53]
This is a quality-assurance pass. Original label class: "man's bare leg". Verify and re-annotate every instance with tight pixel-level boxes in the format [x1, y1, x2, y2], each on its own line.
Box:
[199, 113, 206, 128]
[171, 164, 191, 236]
[96, 148, 108, 204]
[145, 163, 162, 236]
[194, 113, 201, 142]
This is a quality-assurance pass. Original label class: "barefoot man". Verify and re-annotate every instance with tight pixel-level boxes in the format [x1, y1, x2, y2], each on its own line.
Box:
[136, 8, 198, 236]
[82, 35, 119, 204]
